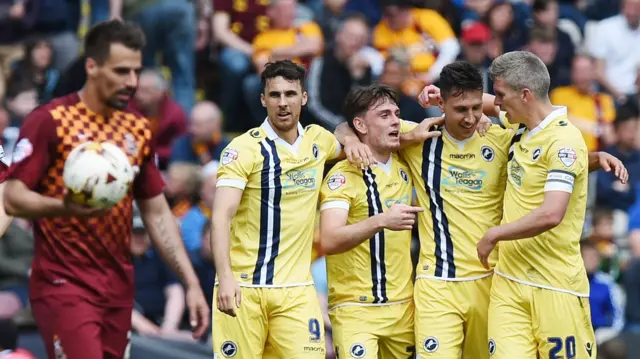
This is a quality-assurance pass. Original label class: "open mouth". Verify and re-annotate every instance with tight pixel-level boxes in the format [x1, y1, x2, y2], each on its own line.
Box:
[389, 130, 399, 138]
[277, 112, 291, 119]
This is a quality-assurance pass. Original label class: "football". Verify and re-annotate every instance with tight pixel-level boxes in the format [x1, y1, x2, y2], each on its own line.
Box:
[63, 141, 135, 209]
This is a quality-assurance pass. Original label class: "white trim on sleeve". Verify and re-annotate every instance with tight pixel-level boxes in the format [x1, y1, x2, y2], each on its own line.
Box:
[216, 178, 247, 190]
[320, 200, 350, 212]
[544, 170, 575, 193]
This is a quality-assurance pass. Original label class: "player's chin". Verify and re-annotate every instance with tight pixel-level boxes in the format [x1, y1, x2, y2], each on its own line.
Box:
[386, 135, 401, 149]
[107, 98, 130, 111]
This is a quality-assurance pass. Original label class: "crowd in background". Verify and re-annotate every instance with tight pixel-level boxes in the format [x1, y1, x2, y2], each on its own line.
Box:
[0, 0, 640, 358]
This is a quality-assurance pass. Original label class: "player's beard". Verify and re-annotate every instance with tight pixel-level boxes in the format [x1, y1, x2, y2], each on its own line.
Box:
[106, 89, 136, 111]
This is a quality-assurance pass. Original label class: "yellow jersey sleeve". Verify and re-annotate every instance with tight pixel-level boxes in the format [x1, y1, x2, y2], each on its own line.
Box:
[543, 136, 588, 194]
[400, 119, 420, 134]
[415, 9, 456, 43]
[217, 137, 257, 190]
[307, 124, 342, 161]
[319, 164, 358, 211]
[600, 94, 616, 123]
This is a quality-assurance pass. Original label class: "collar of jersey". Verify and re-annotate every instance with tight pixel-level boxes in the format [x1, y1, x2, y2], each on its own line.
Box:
[375, 154, 393, 175]
[261, 118, 305, 141]
[527, 106, 567, 138]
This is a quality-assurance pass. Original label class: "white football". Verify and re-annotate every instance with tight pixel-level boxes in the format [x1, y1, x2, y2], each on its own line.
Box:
[63, 141, 135, 209]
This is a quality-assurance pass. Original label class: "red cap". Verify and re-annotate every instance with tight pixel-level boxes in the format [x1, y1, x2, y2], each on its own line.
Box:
[461, 22, 491, 43]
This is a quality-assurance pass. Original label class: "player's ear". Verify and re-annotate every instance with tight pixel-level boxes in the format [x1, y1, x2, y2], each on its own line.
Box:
[85, 57, 98, 77]
[260, 92, 266, 108]
[438, 95, 445, 112]
[353, 117, 367, 135]
[301, 91, 308, 106]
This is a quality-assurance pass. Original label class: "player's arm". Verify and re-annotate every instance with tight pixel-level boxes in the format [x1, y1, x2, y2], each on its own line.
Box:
[398, 118, 443, 148]
[320, 204, 421, 255]
[587, 151, 629, 183]
[3, 108, 102, 218]
[0, 182, 13, 236]
[211, 145, 252, 317]
[211, 186, 243, 316]
[333, 122, 375, 168]
[477, 142, 586, 268]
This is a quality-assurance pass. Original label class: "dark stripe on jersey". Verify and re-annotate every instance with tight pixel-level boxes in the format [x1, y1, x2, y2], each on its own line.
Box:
[253, 139, 282, 285]
[422, 134, 456, 278]
[508, 124, 527, 161]
[362, 168, 388, 303]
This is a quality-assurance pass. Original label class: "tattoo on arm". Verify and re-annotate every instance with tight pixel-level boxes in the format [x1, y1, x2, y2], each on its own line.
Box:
[151, 215, 187, 284]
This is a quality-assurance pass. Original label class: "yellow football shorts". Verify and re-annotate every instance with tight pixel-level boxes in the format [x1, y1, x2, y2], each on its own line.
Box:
[414, 275, 492, 359]
[488, 274, 597, 359]
[212, 285, 326, 359]
[330, 300, 414, 359]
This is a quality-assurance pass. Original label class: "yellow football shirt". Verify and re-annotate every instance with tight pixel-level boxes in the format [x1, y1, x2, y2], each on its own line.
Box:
[319, 154, 414, 309]
[550, 86, 616, 152]
[217, 119, 341, 286]
[496, 106, 590, 297]
[399, 120, 514, 280]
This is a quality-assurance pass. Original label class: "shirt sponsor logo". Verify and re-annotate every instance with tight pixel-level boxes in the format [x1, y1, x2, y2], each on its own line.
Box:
[327, 173, 346, 190]
[283, 169, 316, 189]
[385, 195, 411, 209]
[442, 167, 486, 191]
[558, 147, 577, 167]
[509, 158, 524, 186]
[449, 153, 475, 160]
[221, 149, 238, 165]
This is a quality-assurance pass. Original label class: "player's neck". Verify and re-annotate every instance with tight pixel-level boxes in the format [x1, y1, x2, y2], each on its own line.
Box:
[523, 102, 555, 130]
[364, 141, 392, 164]
[269, 121, 299, 145]
[78, 87, 114, 117]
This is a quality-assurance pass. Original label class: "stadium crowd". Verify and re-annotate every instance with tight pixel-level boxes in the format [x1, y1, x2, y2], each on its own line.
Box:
[0, 0, 639, 358]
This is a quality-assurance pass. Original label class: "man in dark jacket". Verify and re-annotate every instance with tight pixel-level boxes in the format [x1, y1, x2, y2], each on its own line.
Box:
[306, 14, 372, 131]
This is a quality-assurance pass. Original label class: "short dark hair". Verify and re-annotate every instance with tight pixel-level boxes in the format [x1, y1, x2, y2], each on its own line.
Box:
[260, 60, 307, 93]
[439, 61, 484, 100]
[342, 84, 398, 130]
[84, 20, 146, 65]
[529, 25, 556, 43]
[532, 0, 556, 12]
[341, 13, 370, 28]
[615, 103, 640, 128]
[579, 239, 596, 252]
[5, 74, 36, 99]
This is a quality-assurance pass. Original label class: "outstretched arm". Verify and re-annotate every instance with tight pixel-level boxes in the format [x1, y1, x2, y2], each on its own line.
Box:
[588, 152, 628, 183]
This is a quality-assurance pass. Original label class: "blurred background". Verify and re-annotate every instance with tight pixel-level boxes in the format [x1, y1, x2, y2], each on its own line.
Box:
[0, 0, 639, 358]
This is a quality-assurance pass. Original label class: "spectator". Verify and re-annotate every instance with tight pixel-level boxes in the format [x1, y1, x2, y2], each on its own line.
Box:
[0, 319, 36, 358]
[4, 77, 38, 127]
[0, 0, 35, 100]
[625, 229, 640, 332]
[212, 0, 269, 127]
[551, 55, 616, 152]
[582, 241, 625, 345]
[316, 0, 352, 41]
[51, 55, 85, 98]
[525, 26, 567, 90]
[243, 0, 324, 125]
[0, 223, 33, 319]
[30, 0, 81, 72]
[198, 220, 215, 314]
[115, 0, 196, 113]
[532, 0, 575, 85]
[596, 106, 640, 212]
[588, 0, 640, 104]
[181, 161, 218, 264]
[10, 38, 59, 104]
[130, 211, 192, 341]
[378, 50, 427, 123]
[457, 21, 493, 93]
[485, 1, 529, 59]
[373, 0, 459, 85]
[171, 101, 229, 166]
[307, 14, 373, 130]
[165, 163, 202, 219]
[128, 69, 188, 171]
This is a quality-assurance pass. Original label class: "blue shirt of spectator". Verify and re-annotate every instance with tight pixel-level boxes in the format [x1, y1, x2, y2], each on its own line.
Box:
[588, 272, 624, 331]
[133, 249, 178, 321]
[180, 205, 208, 264]
[170, 134, 230, 165]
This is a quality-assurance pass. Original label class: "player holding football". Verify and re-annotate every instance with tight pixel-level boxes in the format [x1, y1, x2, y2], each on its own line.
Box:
[211, 60, 372, 358]
[474, 51, 603, 358]
[319, 84, 432, 359]
[2, 20, 209, 359]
